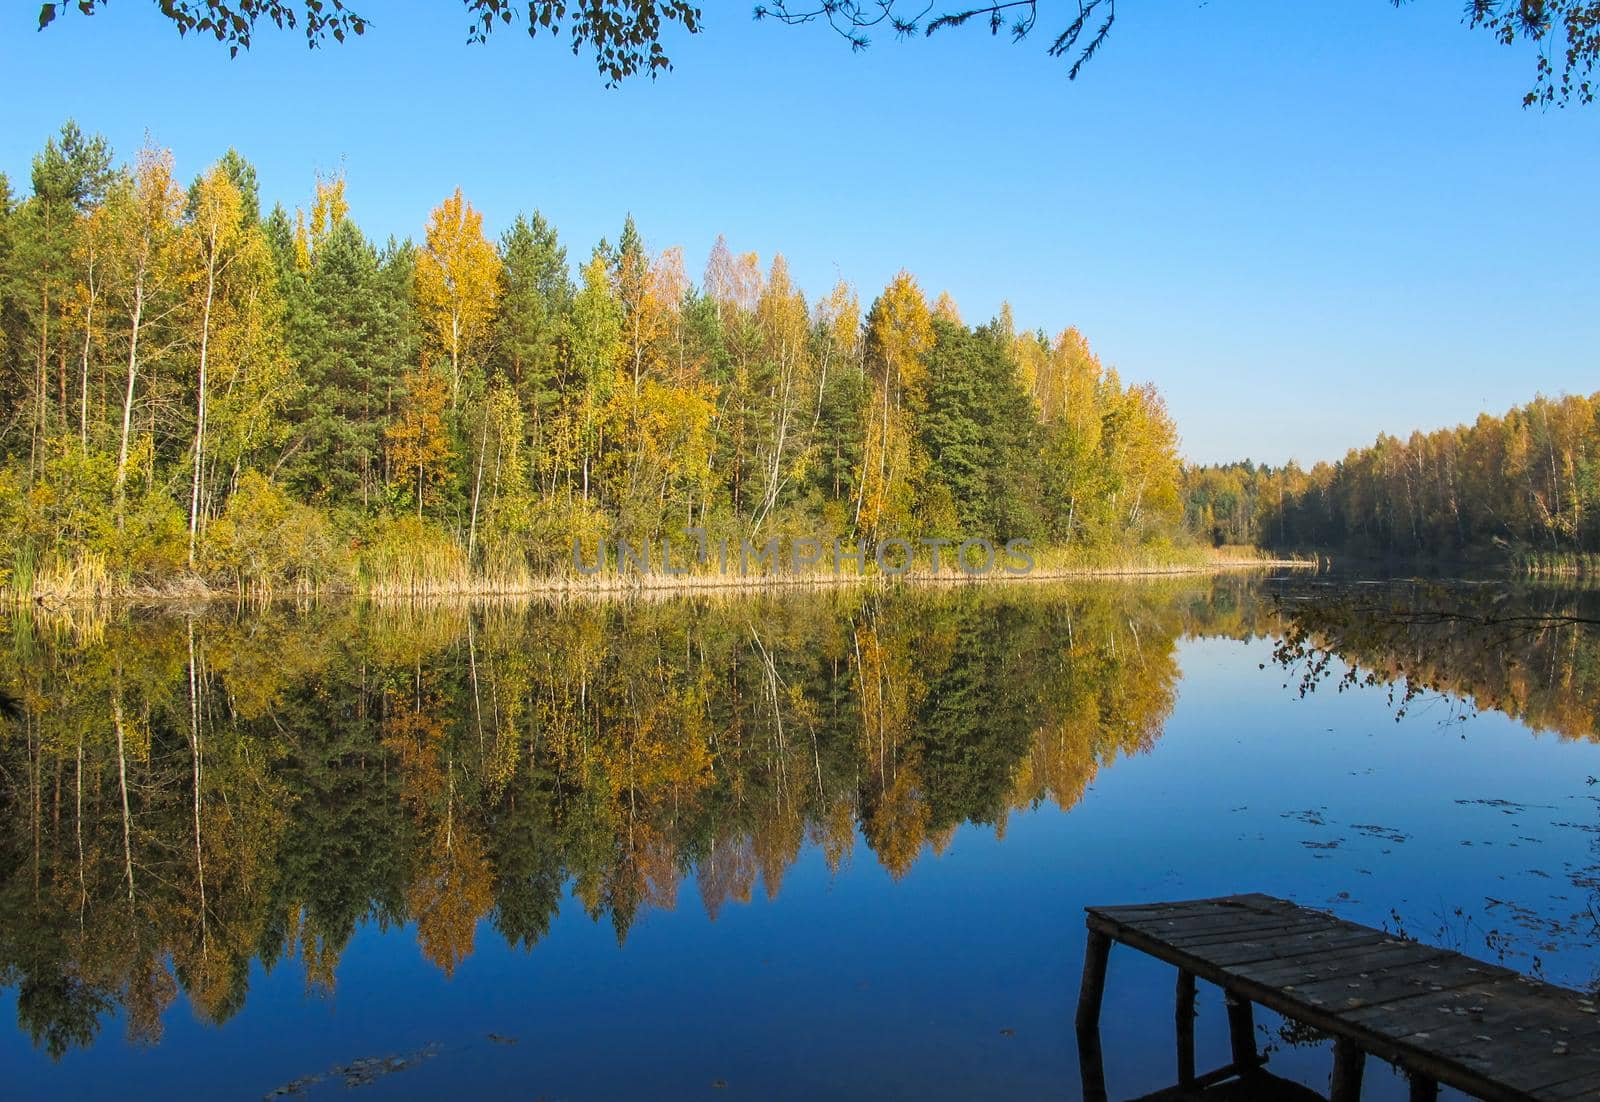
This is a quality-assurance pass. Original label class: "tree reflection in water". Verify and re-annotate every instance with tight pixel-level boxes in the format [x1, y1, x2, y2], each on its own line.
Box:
[2, 574, 1597, 1059]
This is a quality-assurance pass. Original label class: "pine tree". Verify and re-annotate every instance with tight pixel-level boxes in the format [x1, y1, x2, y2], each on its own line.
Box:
[281, 217, 404, 509]
[494, 212, 573, 463]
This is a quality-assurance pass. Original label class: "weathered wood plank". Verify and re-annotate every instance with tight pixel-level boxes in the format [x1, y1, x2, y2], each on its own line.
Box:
[1116, 904, 1332, 934]
[1286, 953, 1491, 1012]
[1080, 894, 1600, 1102]
[1231, 940, 1451, 990]
[1088, 894, 1293, 924]
[1380, 992, 1600, 1097]
[1091, 892, 1286, 914]
[1203, 928, 1392, 968]
[1156, 915, 1342, 948]
[1536, 1068, 1600, 1101]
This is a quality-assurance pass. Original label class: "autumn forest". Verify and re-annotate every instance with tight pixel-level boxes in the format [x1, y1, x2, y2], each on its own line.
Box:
[3, 121, 1595, 602]
[1183, 389, 1600, 568]
[0, 123, 1201, 598]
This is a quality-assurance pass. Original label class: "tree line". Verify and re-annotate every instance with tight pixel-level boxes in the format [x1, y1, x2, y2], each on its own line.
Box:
[0, 122, 1186, 596]
[1184, 391, 1600, 566]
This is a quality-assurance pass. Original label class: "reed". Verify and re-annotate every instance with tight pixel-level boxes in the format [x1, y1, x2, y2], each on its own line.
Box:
[7, 550, 117, 603]
[1515, 550, 1600, 578]
[2, 534, 1307, 606]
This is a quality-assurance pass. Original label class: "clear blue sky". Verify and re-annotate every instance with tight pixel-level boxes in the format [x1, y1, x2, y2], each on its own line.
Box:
[2, 1, 1595, 465]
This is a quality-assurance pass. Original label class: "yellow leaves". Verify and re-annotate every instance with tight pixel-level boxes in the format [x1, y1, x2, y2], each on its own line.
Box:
[616, 239, 688, 387]
[415, 188, 500, 403]
[118, 701, 152, 764]
[309, 171, 348, 254]
[409, 818, 494, 978]
[869, 269, 934, 400]
[1108, 381, 1182, 528]
[636, 378, 718, 470]
[704, 234, 762, 318]
[570, 251, 623, 394]
[377, 674, 495, 976]
[818, 278, 861, 362]
[756, 254, 809, 365]
[184, 165, 247, 263]
[293, 210, 311, 272]
[290, 168, 346, 275]
[179, 163, 286, 397]
[863, 764, 930, 881]
[386, 366, 454, 515]
[133, 144, 179, 212]
[1042, 325, 1102, 425]
[851, 271, 936, 540]
[814, 795, 858, 875]
[121, 142, 184, 261]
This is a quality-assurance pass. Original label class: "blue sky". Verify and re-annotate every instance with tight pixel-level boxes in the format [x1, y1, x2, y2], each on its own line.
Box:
[2, 1, 1595, 465]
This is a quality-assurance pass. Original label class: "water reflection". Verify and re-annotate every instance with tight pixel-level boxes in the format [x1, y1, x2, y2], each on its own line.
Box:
[1269, 578, 1600, 739]
[0, 580, 1222, 1057]
[0, 573, 1595, 1070]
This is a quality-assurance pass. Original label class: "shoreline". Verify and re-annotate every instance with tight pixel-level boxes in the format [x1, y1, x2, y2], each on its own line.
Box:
[9, 557, 1314, 608]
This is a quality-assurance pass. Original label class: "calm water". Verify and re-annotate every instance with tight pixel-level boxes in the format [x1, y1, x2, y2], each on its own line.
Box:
[2, 573, 1598, 1100]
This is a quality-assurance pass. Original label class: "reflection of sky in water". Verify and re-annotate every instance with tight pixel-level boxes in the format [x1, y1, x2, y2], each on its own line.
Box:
[5, 631, 1598, 1101]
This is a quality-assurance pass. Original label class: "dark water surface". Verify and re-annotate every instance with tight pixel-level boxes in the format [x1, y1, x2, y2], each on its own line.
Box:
[2, 573, 1598, 1100]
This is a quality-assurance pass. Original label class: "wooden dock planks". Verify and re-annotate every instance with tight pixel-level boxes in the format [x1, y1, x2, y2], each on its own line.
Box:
[1078, 894, 1600, 1101]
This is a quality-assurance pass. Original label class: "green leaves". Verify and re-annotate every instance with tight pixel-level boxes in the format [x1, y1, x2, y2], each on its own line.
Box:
[35, 1, 700, 82]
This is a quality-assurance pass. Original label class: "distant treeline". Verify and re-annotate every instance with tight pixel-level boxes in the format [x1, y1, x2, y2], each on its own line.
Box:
[1184, 391, 1600, 566]
[0, 122, 1186, 597]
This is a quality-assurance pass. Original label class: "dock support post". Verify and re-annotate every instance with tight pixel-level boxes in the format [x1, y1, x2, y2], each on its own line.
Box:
[1225, 990, 1256, 1070]
[1175, 969, 1196, 1085]
[1075, 929, 1112, 1102]
[1407, 1073, 1438, 1102]
[1330, 1037, 1366, 1102]
[1075, 929, 1112, 1034]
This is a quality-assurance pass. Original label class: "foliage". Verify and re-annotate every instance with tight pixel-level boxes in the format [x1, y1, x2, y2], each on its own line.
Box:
[36, 1, 704, 83]
[38, 2, 1592, 106]
[1188, 391, 1600, 563]
[0, 123, 1189, 598]
[757, 0, 1600, 106]
[202, 471, 341, 591]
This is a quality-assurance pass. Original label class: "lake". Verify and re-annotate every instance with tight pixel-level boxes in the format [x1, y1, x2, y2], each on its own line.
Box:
[2, 572, 1598, 1100]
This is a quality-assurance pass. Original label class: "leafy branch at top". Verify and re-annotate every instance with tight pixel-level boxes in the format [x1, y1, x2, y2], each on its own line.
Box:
[1454, 0, 1600, 106]
[29, 0, 1600, 103]
[35, 0, 704, 85]
[753, 0, 1116, 80]
[756, 0, 1600, 104]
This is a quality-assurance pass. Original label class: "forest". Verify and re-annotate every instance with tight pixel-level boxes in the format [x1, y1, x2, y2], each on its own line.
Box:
[0, 122, 1188, 598]
[1183, 391, 1600, 567]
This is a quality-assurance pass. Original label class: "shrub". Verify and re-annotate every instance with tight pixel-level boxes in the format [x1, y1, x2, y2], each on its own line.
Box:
[204, 472, 343, 592]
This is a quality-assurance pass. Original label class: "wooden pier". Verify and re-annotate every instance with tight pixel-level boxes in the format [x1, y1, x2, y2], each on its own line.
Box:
[1075, 893, 1600, 1101]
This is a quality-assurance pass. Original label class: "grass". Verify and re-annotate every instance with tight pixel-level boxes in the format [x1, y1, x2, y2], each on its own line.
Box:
[1515, 551, 1600, 578]
[2, 537, 1311, 605]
